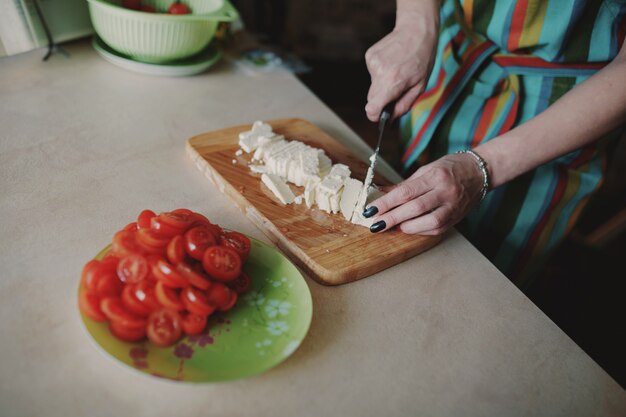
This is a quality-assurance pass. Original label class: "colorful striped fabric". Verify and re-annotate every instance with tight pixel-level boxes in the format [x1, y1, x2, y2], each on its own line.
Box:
[399, 0, 626, 288]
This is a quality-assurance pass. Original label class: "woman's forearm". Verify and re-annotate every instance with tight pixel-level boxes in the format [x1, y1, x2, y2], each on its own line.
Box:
[395, 0, 440, 34]
[476, 46, 626, 189]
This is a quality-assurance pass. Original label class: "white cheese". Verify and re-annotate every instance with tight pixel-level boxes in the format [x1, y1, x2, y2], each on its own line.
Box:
[340, 178, 363, 220]
[351, 187, 385, 227]
[261, 173, 295, 205]
[328, 163, 351, 180]
[238, 121, 386, 228]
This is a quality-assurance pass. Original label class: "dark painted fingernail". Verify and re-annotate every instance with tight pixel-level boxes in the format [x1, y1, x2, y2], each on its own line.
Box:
[362, 206, 378, 218]
[370, 220, 386, 233]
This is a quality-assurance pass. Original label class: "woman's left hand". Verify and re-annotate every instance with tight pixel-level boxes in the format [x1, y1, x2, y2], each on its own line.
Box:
[365, 153, 486, 235]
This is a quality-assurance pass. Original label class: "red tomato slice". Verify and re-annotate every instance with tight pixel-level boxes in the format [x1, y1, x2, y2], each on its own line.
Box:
[170, 208, 193, 216]
[181, 287, 216, 316]
[79, 289, 106, 322]
[202, 246, 241, 282]
[123, 222, 138, 232]
[155, 281, 185, 311]
[228, 272, 252, 294]
[96, 272, 123, 298]
[121, 282, 159, 317]
[181, 312, 207, 336]
[81, 258, 119, 293]
[158, 212, 192, 233]
[117, 254, 149, 284]
[152, 259, 188, 288]
[112, 229, 142, 257]
[137, 228, 170, 252]
[206, 282, 232, 311]
[204, 223, 224, 241]
[81, 260, 102, 293]
[137, 209, 156, 229]
[166, 235, 186, 265]
[219, 290, 238, 312]
[184, 226, 217, 260]
[147, 308, 183, 347]
[109, 320, 146, 342]
[100, 297, 147, 330]
[187, 212, 212, 228]
[220, 231, 251, 262]
[150, 216, 183, 238]
[177, 263, 211, 290]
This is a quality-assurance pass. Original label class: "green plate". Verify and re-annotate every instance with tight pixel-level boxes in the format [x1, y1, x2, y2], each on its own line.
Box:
[78, 237, 313, 382]
[92, 35, 223, 77]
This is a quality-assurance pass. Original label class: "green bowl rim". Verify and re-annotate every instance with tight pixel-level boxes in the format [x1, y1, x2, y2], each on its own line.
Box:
[86, 0, 239, 22]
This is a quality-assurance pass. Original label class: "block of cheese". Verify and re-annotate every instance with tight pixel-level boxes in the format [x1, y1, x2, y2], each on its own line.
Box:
[340, 177, 363, 221]
[351, 187, 385, 227]
[238, 121, 385, 228]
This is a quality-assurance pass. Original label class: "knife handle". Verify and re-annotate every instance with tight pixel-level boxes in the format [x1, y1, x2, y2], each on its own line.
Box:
[379, 101, 395, 130]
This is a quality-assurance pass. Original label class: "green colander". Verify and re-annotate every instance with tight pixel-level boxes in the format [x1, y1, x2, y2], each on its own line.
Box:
[86, 0, 238, 63]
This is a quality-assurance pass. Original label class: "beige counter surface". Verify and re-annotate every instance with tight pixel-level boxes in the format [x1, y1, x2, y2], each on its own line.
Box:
[1, 38, 624, 417]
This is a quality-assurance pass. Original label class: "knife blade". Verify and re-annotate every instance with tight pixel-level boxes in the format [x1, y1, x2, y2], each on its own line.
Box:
[362, 102, 394, 190]
[355, 102, 395, 218]
[370, 102, 395, 172]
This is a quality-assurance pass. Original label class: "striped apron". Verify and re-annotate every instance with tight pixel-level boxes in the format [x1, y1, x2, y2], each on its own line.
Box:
[399, 0, 626, 288]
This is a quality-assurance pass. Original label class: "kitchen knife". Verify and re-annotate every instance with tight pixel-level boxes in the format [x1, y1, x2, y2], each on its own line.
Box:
[362, 102, 395, 192]
[370, 101, 395, 171]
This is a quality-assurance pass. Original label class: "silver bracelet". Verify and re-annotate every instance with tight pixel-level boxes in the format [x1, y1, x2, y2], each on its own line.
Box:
[456, 149, 490, 202]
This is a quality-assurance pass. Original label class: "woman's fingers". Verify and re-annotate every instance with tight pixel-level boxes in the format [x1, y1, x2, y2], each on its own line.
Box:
[397, 206, 455, 235]
[365, 176, 432, 217]
[369, 190, 441, 232]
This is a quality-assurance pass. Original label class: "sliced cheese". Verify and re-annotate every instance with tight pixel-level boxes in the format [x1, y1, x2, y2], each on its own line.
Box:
[261, 173, 295, 205]
[340, 178, 363, 220]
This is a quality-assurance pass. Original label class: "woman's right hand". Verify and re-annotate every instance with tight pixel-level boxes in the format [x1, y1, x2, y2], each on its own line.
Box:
[365, 1, 440, 121]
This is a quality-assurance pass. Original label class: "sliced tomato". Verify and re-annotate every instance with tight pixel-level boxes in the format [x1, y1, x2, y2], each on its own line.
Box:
[100, 297, 147, 330]
[147, 308, 183, 347]
[219, 290, 238, 312]
[204, 223, 224, 241]
[121, 282, 159, 317]
[177, 262, 211, 290]
[158, 212, 192, 233]
[166, 235, 186, 265]
[228, 272, 252, 294]
[181, 312, 207, 336]
[137, 209, 156, 229]
[184, 226, 217, 260]
[188, 212, 212, 228]
[181, 287, 216, 316]
[79, 289, 106, 322]
[117, 254, 149, 284]
[202, 246, 241, 282]
[220, 231, 251, 262]
[136, 228, 170, 253]
[109, 320, 146, 342]
[81, 258, 119, 293]
[112, 229, 142, 257]
[123, 222, 138, 232]
[150, 216, 183, 238]
[206, 282, 232, 311]
[155, 281, 185, 311]
[152, 259, 188, 288]
[170, 208, 193, 216]
[81, 260, 102, 293]
[95, 272, 123, 297]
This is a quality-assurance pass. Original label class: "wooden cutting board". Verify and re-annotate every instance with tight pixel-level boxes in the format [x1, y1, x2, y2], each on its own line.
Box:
[186, 118, 442, 285]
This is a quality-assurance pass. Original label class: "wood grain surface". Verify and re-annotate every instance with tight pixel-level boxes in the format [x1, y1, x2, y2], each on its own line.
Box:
[186, 118, 442, 285]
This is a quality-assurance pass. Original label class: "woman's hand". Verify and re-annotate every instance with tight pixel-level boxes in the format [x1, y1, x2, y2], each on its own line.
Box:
[364, 153, 486, 235]
[365, 1, 439, 121]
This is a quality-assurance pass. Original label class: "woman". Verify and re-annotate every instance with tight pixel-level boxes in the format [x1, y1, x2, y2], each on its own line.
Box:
[363, 0, 626, 288]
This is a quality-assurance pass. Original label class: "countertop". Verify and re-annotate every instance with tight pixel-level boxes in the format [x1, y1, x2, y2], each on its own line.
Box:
[0, 36, 624, 417]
